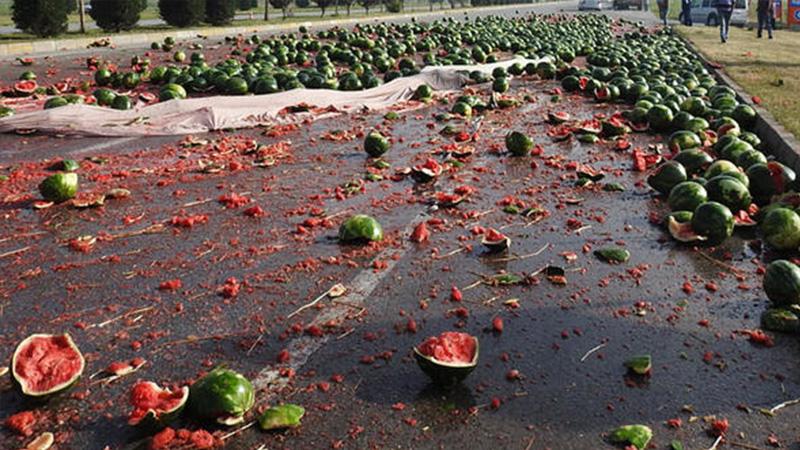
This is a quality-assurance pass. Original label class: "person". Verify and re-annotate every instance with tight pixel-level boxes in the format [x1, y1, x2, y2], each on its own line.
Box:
[682, 0, 694, 24]
[657, 0, 669, 25]
[715, 0, 734, 43]
[757, 0, 775, 38]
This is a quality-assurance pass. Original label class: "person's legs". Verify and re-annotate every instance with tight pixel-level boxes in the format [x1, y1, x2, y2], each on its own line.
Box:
[724, 9, 732, 39]
[686, 5, 692, 24]
[767, 9, 774, 38]
[757, 9, 765, 37]
[719, 9, 731, 42]
[660, 6, 668, 25]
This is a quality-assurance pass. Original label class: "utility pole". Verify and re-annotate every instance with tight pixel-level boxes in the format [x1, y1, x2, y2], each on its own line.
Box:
[78, 0, 86, 33]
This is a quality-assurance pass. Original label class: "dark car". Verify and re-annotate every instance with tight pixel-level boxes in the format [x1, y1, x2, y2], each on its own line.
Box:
[613, 0, 645, 9]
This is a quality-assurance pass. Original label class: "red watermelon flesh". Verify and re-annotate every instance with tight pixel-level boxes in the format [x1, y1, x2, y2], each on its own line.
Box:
[417, 332, 477, 364]
[13, 334, 84, 395]
[128, 381, 187, 425]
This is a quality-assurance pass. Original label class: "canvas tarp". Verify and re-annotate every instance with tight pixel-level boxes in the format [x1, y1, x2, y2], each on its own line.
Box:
[0, 57, 545, 137]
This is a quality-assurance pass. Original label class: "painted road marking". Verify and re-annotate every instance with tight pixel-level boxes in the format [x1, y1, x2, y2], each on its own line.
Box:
[251, 210, 429, 394]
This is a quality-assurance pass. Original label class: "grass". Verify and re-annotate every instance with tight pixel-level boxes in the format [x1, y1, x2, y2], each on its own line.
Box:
[678, 25, 800, 139]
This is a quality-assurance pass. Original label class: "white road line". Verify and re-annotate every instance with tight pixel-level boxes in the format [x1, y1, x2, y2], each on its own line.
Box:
[251, 209, 429, 394]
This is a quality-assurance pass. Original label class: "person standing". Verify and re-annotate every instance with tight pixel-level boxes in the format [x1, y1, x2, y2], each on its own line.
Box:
[682, 0, 693, 24]
[657, 0, 669, 25]
[757, 0, 775, 38]
[715, 0, 734, 42]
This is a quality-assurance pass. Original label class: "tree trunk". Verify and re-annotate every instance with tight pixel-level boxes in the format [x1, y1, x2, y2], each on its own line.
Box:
[78, 0, 86, 33]
[264, 0, 269, 20]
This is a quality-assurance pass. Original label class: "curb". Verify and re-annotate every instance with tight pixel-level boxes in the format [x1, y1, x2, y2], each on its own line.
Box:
[0, 2, 566, 59]
[678, 34, 800, 172]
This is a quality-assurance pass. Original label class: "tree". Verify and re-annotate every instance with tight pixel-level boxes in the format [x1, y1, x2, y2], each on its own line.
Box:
[357, 0, 379, 14]
[339, 0, 354, 14]
[206, 0, 237, 25]
[12, 0, 69, 37]
[89, 0, 147, 32]
[238, 0, 255, 9]
[384, 0, 401, 12]
[158, 0, 206, 27]
[65, 0, 78, 13]
[312, 0, 333, 16]
[269, 0, 291, 18]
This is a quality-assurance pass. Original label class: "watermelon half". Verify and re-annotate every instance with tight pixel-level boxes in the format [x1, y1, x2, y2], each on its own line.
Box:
[414, 332, 479, 386]
[11, 333, 85, 397]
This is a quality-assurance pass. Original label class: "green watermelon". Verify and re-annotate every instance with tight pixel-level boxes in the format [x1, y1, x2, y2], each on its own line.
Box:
[704, 175, 752, 212]
[648, 161, 687, 195]
[763, 260, 800, 306]
[691, 201, 734, 244]
[668, 181, 707, 212]
[761, 208, 800, 250]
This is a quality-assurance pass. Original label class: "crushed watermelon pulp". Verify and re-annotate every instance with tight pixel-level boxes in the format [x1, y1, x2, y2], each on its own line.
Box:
[417, 332, 476, 363]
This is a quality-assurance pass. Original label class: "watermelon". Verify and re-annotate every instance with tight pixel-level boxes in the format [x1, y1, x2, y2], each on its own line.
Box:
[364, 131, 390, 158]
[668, 181, 707, 212]
[338, 215, 383, 243]
[761, 208, 800, 250]
[691, 201, 734, 244]
[414, 332, 479, 386]
[648, 161, 687, 195]
[128, 381, 189, 428]
[505, 131, 533, 156]
[763, 260, 800, 306]
[672, 149, 713, 175]
[188, 367, 255, 426]
[12, 333, 84, 397]
[704, 175, 752, 212]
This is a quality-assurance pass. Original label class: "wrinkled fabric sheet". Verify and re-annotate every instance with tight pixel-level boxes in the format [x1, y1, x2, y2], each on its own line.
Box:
[0, 57, 545, 137]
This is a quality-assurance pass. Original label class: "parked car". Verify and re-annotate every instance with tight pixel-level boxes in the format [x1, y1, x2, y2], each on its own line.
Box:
[680, 0, 748, 25]
[579, 0, 613, 10]
[613, 0, 645, 10]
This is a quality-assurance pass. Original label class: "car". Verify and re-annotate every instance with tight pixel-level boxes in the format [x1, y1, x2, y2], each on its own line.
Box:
[613, 0, 645, 10]
[680, 0, 748, 26]
[579, 0, 612, 10]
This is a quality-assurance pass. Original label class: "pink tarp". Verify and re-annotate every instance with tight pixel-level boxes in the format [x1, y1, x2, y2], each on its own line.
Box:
[0, 58, 543, 137]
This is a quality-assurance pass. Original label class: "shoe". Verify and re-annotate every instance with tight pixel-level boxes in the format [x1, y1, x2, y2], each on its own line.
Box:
[769, 35, 773, 39]
[757, 34, 762, 38]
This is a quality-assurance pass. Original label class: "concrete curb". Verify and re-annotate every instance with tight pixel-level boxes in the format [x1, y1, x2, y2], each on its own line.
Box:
[0, 2, 564, 59]
[679, 34, 800, 172]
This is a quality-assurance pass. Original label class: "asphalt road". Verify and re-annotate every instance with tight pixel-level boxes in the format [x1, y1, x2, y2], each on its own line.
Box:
[2, 5, 798, 450]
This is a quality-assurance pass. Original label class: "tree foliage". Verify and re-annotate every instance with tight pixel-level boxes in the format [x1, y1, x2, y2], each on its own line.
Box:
[89, 0, 148, 32]
[384, 0, 402, 12]
[158, 0, 206, 27]
[312, 0, 333, 15]
[358, 0, 379, 13]
[12, 0, 69, 37]
[269, 0, 292, 18]
[206, 0, 237, 25]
